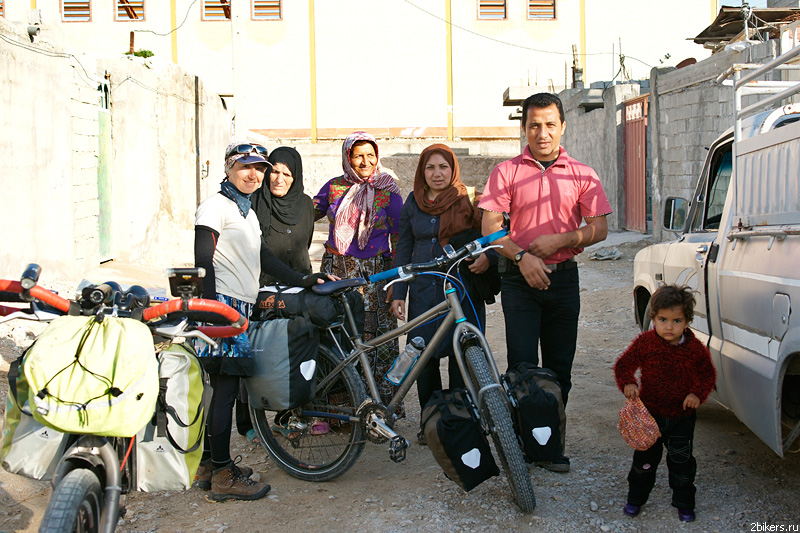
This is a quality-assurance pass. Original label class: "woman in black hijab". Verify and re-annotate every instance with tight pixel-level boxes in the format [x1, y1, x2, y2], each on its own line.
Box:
[252, 146, 315, 285]
[238, 146, 317, 443]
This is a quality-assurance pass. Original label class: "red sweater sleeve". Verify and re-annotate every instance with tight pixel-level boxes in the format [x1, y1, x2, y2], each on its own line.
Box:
[614, 332, 647, 392]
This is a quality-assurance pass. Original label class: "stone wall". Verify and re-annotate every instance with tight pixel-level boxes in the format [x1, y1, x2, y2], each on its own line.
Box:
[548, 39, 783, 241]
[276, 139, 519, 201]
[649, 40, 779, 240]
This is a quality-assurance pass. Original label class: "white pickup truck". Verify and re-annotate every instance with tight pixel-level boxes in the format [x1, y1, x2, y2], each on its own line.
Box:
[632, 45, 800, 456]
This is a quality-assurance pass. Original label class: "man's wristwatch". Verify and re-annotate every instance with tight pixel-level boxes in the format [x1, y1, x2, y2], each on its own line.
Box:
[514, 250, 527, 265]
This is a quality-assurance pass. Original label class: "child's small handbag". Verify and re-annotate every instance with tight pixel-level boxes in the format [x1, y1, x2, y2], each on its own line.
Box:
[618, 398, 661, 451]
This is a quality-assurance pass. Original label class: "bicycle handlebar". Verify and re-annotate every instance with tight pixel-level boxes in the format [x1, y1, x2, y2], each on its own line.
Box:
[0, 280, 71, 312]
[0, 278, 246, 339]
[369, 227, 509, 283]
[143, 298, 248, 338]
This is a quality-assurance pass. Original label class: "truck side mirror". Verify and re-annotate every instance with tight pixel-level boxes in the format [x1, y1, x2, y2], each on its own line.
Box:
[663, 197, 688, 232]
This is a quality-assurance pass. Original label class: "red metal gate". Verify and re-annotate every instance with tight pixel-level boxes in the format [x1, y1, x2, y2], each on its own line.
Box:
[623, 95, 648, 232]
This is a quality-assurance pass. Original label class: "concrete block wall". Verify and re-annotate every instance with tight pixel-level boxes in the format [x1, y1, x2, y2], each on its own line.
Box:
[0, 20, 93, 279]
[0, 18, 231, 279]
[558, 83, 643, 231]
[70, 75, 101, 265]
[271, 139, 520, 202]
[381, 154, 514, 201]
[648, 40, 779, 241]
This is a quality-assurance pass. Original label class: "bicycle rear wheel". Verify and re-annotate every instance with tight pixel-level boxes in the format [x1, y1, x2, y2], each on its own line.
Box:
[464, 344, 536, 513]
[39, 468, 103, 533]
[250, 343, 367, 481]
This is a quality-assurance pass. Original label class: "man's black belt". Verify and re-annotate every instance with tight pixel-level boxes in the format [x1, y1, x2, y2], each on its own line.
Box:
[507, 258, 577, 274]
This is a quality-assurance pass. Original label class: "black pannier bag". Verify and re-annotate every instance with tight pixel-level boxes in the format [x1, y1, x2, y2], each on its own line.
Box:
[504, 363, 567, 464]
[245, 316, 320, 411]
[421, 389, 499, 492]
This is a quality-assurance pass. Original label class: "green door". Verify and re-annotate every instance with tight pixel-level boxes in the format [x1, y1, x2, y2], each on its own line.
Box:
[97, 109, 113, 261]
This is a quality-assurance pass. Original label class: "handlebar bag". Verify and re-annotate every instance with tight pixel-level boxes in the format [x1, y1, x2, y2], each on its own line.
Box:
[253, 285, 366, 338]
[23, 315, 159, 437]
[504, 363, 567, 464]
[251, 285, 338, 325]
[245, 316, 320, 411]
[136, 342, 210, 491]
[421, 389, 499, 492]
[1, 356, 70, 480]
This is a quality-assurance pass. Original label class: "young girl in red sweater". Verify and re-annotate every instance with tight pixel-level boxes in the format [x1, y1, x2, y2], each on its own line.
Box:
[614, 285, 716, 522]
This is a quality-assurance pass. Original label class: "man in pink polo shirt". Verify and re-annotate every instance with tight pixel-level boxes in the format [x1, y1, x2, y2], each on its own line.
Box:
[479, 93, 611, 473]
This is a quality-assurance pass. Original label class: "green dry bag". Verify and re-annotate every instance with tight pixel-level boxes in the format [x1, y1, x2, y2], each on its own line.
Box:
[23, 315, 159, 437]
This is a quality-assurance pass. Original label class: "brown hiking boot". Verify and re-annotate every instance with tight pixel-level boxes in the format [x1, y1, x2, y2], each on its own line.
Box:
[208, 462, 270, 502]
[196, 456, 253, 491]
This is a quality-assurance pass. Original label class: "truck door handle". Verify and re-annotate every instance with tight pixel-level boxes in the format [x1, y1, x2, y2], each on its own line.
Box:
[695, 244, 709, 266]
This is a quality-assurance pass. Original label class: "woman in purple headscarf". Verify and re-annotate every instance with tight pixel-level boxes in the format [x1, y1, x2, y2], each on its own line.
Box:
[313, 131, 404, 416]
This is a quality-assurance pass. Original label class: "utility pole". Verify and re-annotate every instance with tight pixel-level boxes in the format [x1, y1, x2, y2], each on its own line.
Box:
[231, 1, 248, 139]
[571, 45, 584, 89]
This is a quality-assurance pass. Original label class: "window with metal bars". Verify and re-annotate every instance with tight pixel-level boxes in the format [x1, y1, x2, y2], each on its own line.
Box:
[253, 0, 281, 20]
[203, 0, 230, 21]
[478, 0, 506, 20]
[528, 0, 555, 20]
[62, 0, 91, 22]
[116, 0, 144, 21]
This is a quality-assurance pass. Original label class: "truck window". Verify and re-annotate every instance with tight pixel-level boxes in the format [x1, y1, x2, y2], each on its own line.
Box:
[689, 143, 732, 232]
[705, 149, 732, 230]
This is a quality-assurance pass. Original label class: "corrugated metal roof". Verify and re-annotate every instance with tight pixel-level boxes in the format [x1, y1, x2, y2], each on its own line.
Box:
[694, 6, 800, 49]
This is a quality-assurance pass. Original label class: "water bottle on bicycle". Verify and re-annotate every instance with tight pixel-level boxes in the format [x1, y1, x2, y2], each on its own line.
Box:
[384, 336, 425, 386]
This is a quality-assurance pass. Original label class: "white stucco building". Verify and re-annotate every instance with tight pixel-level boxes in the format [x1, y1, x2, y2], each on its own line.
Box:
[2, 0, 717, 140]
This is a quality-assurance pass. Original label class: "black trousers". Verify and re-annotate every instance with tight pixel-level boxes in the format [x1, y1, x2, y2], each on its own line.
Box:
[627, 412, 698, 510]
[202, 373, 239, 466]
[500, 268, 580, 406]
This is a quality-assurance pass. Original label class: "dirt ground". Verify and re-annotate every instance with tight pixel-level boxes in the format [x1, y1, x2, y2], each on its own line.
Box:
[2, 233, 799, 533]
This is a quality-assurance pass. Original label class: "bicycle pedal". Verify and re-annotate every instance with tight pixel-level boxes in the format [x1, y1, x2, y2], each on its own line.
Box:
[389, 435, 409, 463]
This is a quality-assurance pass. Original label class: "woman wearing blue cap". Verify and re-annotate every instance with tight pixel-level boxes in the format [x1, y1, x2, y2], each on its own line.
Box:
[193, 141, 330, 502]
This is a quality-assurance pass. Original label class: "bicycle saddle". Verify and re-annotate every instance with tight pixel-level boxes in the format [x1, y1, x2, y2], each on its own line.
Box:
[311, 278, 367, 296]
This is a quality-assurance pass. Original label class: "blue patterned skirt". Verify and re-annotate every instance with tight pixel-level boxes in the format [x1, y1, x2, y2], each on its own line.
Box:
[194, 293, 255, 376]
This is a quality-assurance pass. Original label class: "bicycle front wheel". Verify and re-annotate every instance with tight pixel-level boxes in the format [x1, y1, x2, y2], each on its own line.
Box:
[465, 344, 536, 513]
[250, 343, 367, 481]
[39, 468, 103, 533]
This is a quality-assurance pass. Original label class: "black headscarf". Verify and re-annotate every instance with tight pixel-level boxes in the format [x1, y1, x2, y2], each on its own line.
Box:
[252, 146, 304, 233]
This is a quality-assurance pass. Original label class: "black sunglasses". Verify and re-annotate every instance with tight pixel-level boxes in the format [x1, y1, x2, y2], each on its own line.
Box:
[226, 144, 268, 158]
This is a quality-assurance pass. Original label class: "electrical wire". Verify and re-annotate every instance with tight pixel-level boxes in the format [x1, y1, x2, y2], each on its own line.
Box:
[133, 0, 199, 37]
[1, 20, 206, 108]
[110, 74, 206, 105]
[0, 32, 99, 90]
[400, 0, 654, 68]
[746, 11, 781, 42]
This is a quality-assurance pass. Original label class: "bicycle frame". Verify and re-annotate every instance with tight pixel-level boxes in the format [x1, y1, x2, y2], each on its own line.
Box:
[317, 277, 503, 424]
